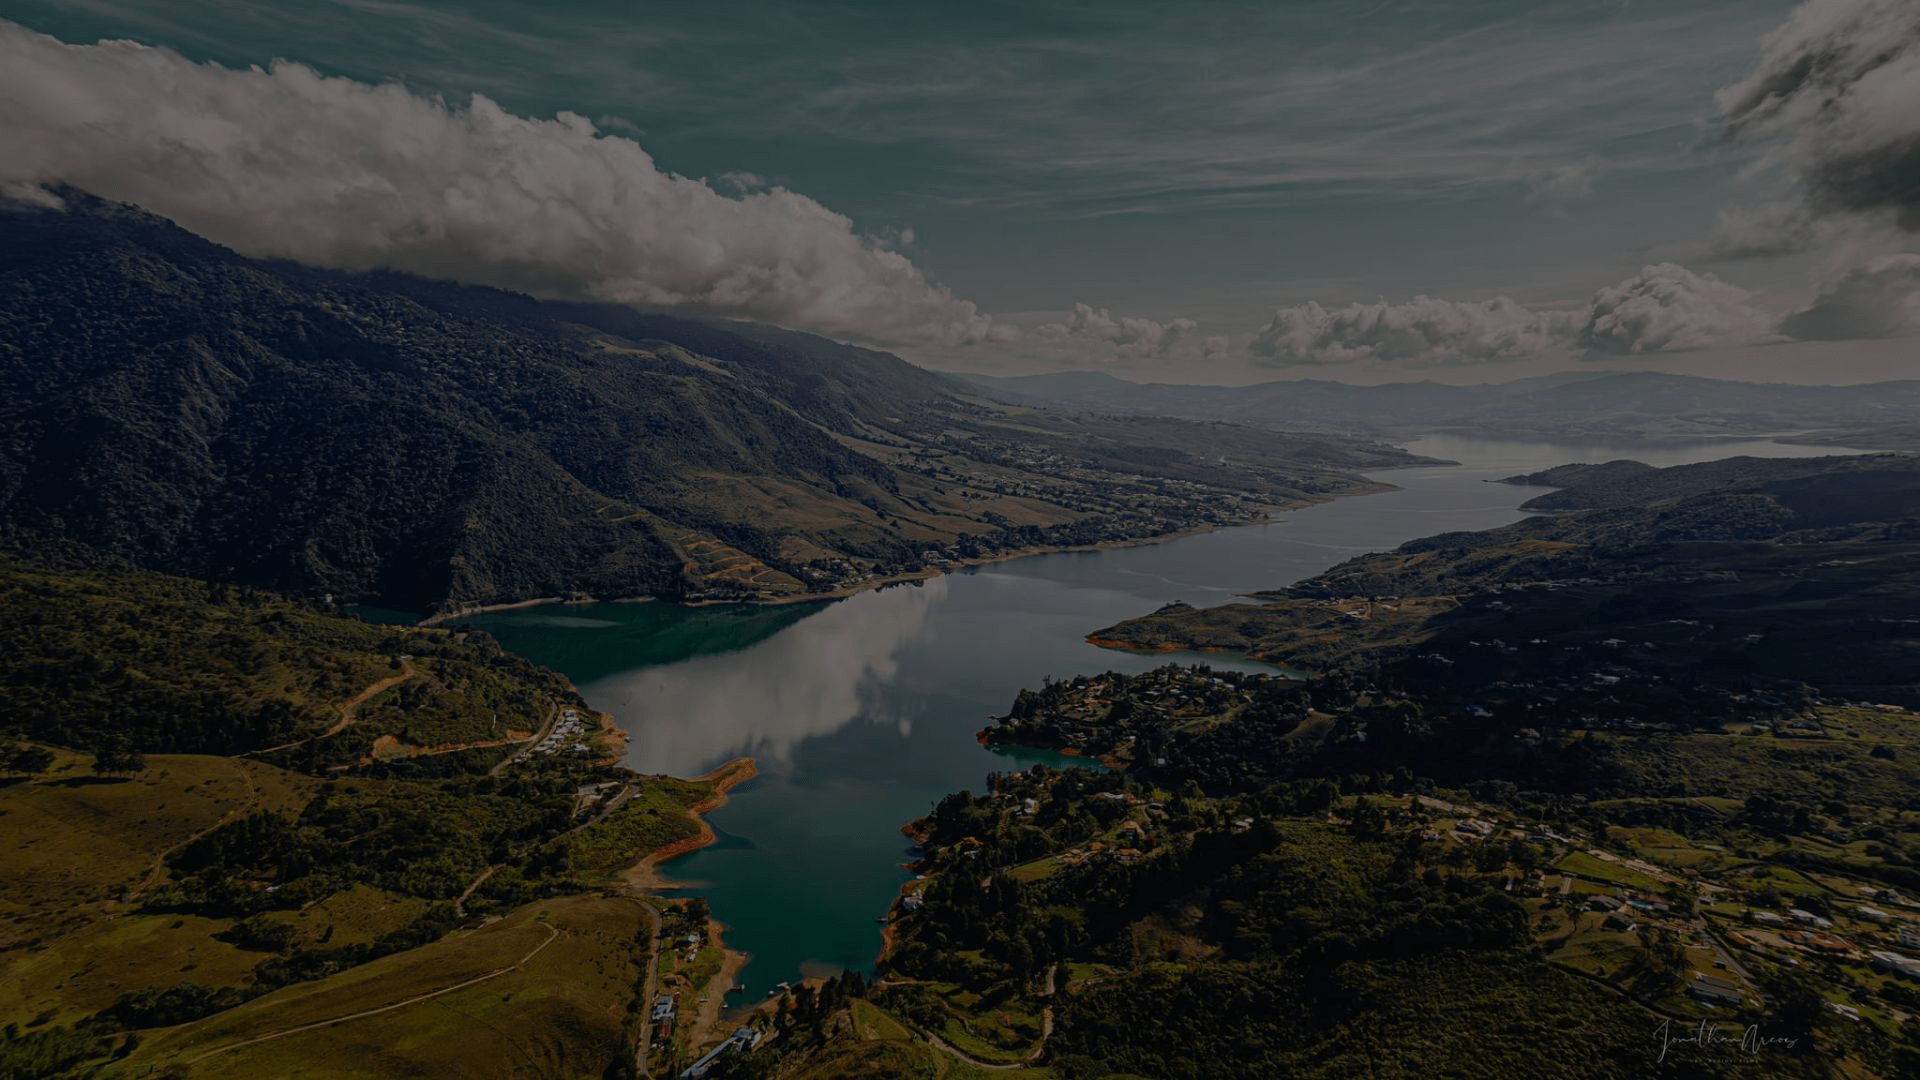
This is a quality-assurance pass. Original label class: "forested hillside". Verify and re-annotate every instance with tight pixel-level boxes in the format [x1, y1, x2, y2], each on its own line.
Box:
[0, 193, 1417, 612]
[1094, 453, 1920, 705]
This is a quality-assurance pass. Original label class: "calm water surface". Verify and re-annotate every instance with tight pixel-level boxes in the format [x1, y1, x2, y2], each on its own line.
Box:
[465, 435, 1871, 997]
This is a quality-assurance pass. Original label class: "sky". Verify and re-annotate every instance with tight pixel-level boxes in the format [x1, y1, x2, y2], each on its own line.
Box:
[0, 0, 1915, 384]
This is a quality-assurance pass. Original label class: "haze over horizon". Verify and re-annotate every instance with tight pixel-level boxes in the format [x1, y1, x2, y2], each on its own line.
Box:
[1, 0, 1915, 385]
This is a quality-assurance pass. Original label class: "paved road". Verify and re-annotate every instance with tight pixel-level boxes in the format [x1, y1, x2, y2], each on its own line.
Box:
[489, 697, 559, 776]
[1695, 917, 1766, 1003]
[633, 901, 662, 1079]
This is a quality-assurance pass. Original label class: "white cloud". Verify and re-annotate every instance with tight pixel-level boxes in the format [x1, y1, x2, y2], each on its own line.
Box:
[0, 21, 995, 347]
[1717, 0, 1920, 233]
[1247, 295, 1576, 368]
[1027, 304, 1233, 369]
[1577, 263, 1784, 354]
[1240, 264, 1787, 369]
[1779, 253, 1920, 339]
[598, 580, 942, 776]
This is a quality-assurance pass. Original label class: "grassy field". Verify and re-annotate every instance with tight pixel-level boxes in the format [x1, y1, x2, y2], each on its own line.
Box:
[113, 895, 650, 1079]
[260, 884, 432, 950]
[0, 751, 321, 1028]
[769, 998, 1056, 1080]
[560, 783, 704, 880]
[1, 752, 313, 934]
[1555, 851, 1666, 892]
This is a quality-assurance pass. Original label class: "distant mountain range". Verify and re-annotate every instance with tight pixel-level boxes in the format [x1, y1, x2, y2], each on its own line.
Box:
[0, 193, 1418, 612]
[961, 369, 1920, 448]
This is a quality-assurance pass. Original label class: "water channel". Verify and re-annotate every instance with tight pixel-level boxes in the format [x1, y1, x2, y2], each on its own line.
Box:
[464, 434, 1870, 997]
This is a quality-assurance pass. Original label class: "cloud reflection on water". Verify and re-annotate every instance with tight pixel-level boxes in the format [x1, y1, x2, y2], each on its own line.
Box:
[602, 580, 944, 776]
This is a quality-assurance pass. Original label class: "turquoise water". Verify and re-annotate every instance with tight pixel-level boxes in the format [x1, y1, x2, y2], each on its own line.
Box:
[462, 435, 1871, 998]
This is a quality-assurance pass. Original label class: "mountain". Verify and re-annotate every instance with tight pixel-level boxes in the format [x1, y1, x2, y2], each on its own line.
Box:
[961, 369, 1920, 447]
[0, 194, 1422, 612]
[1092, 453, 1920, 705]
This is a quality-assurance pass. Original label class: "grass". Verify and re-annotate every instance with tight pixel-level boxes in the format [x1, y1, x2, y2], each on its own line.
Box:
[260, 884, 431, 950]
[0, 911, 263, 1028]
[850, 999, 912, 1042]
[560, 781, 709, 880]
[0, 754, 309, 931]
[916, 985, 1044, 1064]
[774, 999, 1056, 1080]
[0, 751, 323, 1029]
[1556, 851, 1665, 892]
[1740, 864, 1834, 902]
[1007, 856, 1063, 884]
[114, 895, 651, 1079]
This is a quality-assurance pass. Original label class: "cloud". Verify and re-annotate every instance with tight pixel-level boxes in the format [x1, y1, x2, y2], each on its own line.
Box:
[1778, 253, 1920, 339]
[1027, 304, 1234, 369]
[1716, 0, 1920, 233]
[1247, 295, 1576, 368]
[1242, 264, 1785, 368]
[1697, 201, 1820, 260]
[597, 580, 942, 776]
[1523, 162, 1599, 211]
[0, 21, 995, 346]
[1577, 263, 1784, 354]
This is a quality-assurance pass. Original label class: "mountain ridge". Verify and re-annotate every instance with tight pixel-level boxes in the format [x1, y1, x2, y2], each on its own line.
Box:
[960, 368, 1920, 447]
[0, 193, 1421, 612]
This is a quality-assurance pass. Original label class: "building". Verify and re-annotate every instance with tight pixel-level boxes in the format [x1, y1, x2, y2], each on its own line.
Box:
[1782, 930, 1853, 954]
[1690, 973, 1745, 1008]
[1789, 908, 1834, 929]
[683, 1027, 763, 1078]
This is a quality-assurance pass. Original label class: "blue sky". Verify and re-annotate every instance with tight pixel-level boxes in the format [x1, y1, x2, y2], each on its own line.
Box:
[4, 0, 1915, 381]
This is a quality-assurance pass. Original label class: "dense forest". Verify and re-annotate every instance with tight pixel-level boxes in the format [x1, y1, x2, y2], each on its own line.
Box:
[0, 193, 1416, 613]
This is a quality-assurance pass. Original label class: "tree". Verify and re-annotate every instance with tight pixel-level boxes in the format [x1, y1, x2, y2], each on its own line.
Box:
[1767, 966, 1829, 1047]
[1636, 925, 1686, 990]
[91, 735, 145, 775]
[4, 744, 54, 775]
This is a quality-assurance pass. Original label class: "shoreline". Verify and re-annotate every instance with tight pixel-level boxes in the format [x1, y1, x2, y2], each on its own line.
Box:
[404, 483, 1401, 626]
[1083, 634, 1315, 673]
[623, 757, 760, 1051]
[623, 757, 759, 893]
[876, 821, 932, 968]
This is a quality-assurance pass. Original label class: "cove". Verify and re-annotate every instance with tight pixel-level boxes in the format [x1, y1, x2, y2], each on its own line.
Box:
[463, 435, 1870, 998]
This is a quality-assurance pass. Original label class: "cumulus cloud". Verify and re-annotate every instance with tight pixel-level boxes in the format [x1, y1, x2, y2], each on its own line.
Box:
[1247, 295, 1576, 368]
[0, 22, 995, 346]
[1578, 263, 1784, 354]
[1716, 0, 1920, 234]
[1242, 264, 1786, 368]
[598, 580, 942, 776]
[1028, 304, 1235, 369]
[1778, 253, 1920, 339]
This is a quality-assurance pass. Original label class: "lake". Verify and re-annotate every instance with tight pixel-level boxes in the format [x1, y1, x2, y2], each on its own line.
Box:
[463, 435, 1870, 998]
